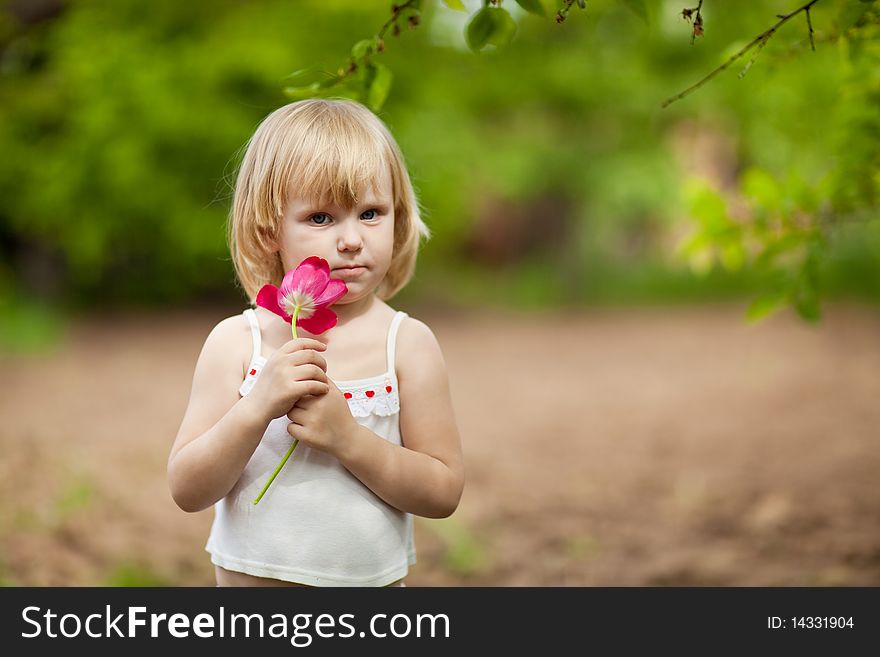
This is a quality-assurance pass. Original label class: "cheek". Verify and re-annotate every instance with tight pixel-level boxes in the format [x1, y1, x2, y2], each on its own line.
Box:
[378, 222, 395, 257]
[279, 230, 326, 262]
[371, 236, 394, 273]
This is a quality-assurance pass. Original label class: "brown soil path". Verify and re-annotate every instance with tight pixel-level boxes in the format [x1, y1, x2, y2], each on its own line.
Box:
[1, 302, 878, 586]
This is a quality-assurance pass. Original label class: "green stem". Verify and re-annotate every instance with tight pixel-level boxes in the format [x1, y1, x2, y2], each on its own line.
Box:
[252, 305, 301, 505]
[252, 438, 299, 505]
[291, 305, 299, 340]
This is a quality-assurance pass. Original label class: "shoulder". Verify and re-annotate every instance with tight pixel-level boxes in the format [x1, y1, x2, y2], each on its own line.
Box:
[197, 312, 252, 378]
[396, 315, 447, 381]
[204, 313, 250, 350]
[397, 315, 441, 350]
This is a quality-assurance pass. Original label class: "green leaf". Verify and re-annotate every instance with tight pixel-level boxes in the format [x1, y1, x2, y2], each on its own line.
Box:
[283, 67, 320, 83]
[515, 0, 547, 17]
[442, 0, 467, 11]
[282, 67, 334, 92]
[282, 67, 342, 95]
[466, 8, 495, 52]
[351, 39, 374, 60]
[746, 292, 787, 323]
[365, 62, 393, 112]
[466, 7, 517, 52]
[620, 0, 649, 23]
[487, 8, 517, 48]
[317, 74, 342, 90]
[283, 82, 320, 100]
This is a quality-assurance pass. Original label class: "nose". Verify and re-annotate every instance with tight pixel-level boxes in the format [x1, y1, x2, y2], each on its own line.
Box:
[337, 217, 364, 252]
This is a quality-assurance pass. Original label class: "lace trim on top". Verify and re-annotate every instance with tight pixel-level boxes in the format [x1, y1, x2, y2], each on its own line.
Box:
[238, 309, 406, 419]
[335, 373, 400, 418]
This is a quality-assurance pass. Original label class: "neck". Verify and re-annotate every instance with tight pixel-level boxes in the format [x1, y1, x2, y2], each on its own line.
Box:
[333, 292, 376, 325]
[260, 292, 376, 342]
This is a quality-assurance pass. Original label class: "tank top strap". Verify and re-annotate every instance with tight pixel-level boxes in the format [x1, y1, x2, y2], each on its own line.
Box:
[386, 311, 408, 377]
[242, 308, 262, 362]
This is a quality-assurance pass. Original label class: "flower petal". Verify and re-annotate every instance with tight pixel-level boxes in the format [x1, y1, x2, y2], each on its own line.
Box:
[282, 256, 331, 301]
[297, 306, 338, 334]
[256, 284, 292, 323]
[313, 278, 348, 307]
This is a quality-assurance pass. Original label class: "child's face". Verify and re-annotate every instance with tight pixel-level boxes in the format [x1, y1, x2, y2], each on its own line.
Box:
[273, 165, 395, 305]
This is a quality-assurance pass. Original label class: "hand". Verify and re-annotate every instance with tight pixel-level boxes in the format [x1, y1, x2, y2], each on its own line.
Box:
[286, 379, 358, 457]
[246, 338, 330, 423]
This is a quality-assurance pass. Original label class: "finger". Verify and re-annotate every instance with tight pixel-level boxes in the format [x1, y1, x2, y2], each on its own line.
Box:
[288, 349, 328, 371]
[280, 338, 327, 354]
[287, 393, 316, 419]
[290, 364, 328, 384]
[287, 422, 308, 441]
[287, 396, 316, 417]
[294, 379, 330, 397]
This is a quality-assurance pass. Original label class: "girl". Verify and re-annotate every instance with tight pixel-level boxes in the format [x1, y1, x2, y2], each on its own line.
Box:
[167, 99, 464, 587]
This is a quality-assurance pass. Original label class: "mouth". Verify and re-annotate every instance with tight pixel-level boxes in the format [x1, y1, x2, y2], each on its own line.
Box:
[332, 265, 367, 278]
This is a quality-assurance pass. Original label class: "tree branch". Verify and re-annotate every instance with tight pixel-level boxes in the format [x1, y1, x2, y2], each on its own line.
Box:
[336, 1, 421, 80]
[661, 0, 824, 108]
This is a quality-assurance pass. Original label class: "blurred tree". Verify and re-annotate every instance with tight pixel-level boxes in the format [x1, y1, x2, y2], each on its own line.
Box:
[0, 0, 877, 344]
[291, 0, 879, 322]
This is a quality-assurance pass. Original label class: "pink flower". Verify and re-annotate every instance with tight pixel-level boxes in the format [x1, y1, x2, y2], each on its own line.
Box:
[251, 256, 347, 505]
[255, 256, 348, 336]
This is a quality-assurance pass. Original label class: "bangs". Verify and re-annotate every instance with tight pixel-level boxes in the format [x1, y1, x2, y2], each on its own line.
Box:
[279, 112, 391, 210]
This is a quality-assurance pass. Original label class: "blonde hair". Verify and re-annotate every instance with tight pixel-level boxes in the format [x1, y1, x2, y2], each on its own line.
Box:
[228, 98, 430, 302]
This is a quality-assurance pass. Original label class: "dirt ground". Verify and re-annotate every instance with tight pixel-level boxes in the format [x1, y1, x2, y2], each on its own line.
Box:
[1, 301, 878, 586]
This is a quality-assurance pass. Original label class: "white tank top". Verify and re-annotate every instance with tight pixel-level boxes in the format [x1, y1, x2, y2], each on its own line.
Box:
[205, 308, 416, 586]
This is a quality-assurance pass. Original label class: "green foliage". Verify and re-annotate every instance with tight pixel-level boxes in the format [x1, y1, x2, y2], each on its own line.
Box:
[0, 293, 62, 354]
[515, 0, 547, 18]
[0, 0, 877, 329]
[672, 1, 880, 321]
[681, 170, 833, 323]
[364, 62, 394, 110]
[466, 6, 517, 52]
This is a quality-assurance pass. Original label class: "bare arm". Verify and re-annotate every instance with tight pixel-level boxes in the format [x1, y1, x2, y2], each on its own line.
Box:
[334, 319, 465, 518]
[167, 317, 329, 512]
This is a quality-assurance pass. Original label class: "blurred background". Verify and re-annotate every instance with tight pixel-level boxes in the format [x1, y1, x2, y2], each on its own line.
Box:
[1, 0, 878, 585]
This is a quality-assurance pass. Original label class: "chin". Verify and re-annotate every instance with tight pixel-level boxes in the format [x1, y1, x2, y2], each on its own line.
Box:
[334, 289, 360, 304]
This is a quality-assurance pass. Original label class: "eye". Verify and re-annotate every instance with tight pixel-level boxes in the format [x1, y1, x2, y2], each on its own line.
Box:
[361, 209, 380, 221]
[308, 213, 331, 225]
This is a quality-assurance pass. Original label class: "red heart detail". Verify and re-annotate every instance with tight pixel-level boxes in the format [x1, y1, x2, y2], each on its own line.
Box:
[385, 385, 392, 393]
[365, 390, 375, 398]
[249, 368, 257, 376]
[343, 392, 353, 399]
